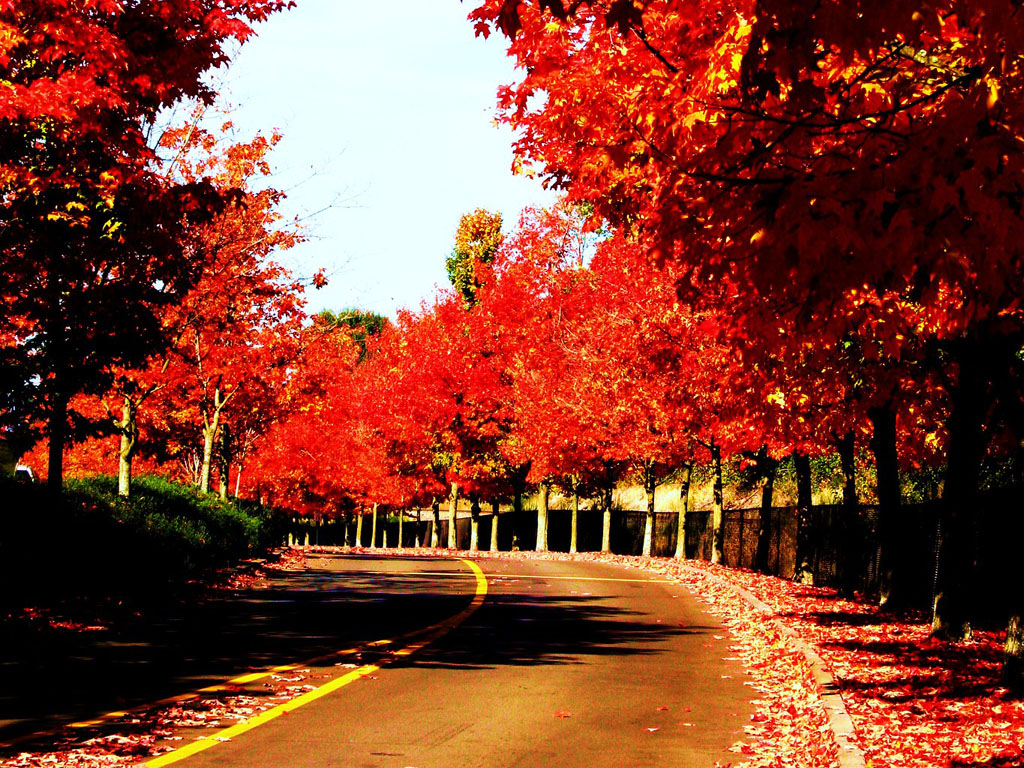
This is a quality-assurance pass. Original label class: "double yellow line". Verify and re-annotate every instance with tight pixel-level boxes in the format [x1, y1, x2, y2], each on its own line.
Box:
[142, 559, 487, 767]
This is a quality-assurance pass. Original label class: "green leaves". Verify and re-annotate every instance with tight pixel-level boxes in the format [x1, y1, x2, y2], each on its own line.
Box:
[446, 208, 503, 307]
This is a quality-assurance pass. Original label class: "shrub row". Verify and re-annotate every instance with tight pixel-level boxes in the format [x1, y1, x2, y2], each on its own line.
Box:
[0, 475, 285, 605]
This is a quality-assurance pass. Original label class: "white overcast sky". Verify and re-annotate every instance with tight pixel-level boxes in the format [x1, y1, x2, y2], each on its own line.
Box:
[215, 0, 555, 318]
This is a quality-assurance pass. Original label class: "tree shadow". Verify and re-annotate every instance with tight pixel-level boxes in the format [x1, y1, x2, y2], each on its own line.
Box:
[401, 592, 705, 671]
[0, 553, 706, 751]
[951, 757, 1024, 768]
[0, 557, 469, 743]
[771, 605, 1012, 707]
[781, 609, 881, 627]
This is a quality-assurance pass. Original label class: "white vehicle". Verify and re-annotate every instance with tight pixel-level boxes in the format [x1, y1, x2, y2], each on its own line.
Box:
[1, 437, 35, 482]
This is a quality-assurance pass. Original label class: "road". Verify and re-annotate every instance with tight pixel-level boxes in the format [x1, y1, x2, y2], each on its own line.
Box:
[4, 553, 753, 767]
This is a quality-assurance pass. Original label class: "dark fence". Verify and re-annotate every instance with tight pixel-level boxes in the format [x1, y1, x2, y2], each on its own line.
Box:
[295, 507, 847, 571]
[293, 496, 1023, 612]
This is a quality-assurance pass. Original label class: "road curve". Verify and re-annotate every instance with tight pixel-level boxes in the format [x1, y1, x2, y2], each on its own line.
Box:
[156, 553, 753, 768]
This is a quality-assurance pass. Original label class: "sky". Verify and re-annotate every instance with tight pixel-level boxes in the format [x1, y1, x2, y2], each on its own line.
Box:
[216, 0, 555, 319]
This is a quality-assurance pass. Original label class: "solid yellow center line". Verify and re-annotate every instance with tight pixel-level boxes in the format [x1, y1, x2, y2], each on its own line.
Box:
[349, 570, 669, 584]
[490, 574, 671, 584]
[143, 558, 487, 767]
[69, 644, 396, 731]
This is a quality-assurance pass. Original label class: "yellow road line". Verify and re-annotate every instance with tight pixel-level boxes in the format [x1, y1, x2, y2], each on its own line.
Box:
[349, 570, 669, 585]
[142, 558, 487, 767]
[66, 663, 336, 731]
[488, 574, 670, 584]
[65, 575, 477, 734]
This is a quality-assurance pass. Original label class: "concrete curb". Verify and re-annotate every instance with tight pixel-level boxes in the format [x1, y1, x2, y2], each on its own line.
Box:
[674, 562, 866, 768]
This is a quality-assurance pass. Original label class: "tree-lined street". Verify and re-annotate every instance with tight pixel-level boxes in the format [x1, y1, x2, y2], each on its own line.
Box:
[3, 2, 1024, 766]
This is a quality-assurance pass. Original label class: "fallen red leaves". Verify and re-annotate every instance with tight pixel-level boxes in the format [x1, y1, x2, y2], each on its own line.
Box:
[263, 547, 306, 573]
[0, 670, 319, 768]
[6, 607, 110, 635]
[670, 561, 1024, 768]
[645, 559, 839, 768]
[215, 547, 307, 591]
[218, 569, 267, 591]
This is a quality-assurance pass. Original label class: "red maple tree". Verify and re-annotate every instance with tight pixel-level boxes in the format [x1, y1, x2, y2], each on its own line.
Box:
[0, 0, 293, 488]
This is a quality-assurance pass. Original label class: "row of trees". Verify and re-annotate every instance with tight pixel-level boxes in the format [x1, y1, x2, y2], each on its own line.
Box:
[250, 202, 952, 574]
[0, 0, 312, 499]
[460, 0, 1024, 669]
[16, 120, 313, 499]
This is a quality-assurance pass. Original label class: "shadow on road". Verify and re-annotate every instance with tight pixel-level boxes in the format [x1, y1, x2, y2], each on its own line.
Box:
[0, 553, 713, 754]
[410, 592, 709, 670]
[0, 557, 461, 743]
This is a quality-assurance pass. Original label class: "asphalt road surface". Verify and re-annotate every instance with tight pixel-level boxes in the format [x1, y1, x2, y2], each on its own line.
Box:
[4, 553, 754, 767]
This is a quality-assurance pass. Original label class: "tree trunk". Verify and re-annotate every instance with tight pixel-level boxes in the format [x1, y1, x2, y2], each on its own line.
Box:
[344, 509, 352, 547]
[675, 461, 691, 560]
[371, 502, 379, 549]
[710, 443, 724, 564]
[199, 386, 234, 495]
[601, 468, 614, 553]
[835, 431, 860, 596]
[570, 489, 579, 554]
[44, 268, 68, 490]
[1005, 615, 1024, 692]
[199, 409, 220, 495]
[755, 448, 777, 574]
[511, 466, 526, 551]
[430, 497, 440, 548]
[792, 452, 814, 583]
[382, 507, 389, 548]
[469, 494, 481, 553]
[738, 507, 746, 566]
[448, 482, 459, 549]
[117, 396, 139, 499]
[535, 482, 549, 551]
[398, 509, 404, 548]
[355, 507, 364, 547]
[933, 346, 986, 641]
[839, 431, 858, 507]
[218, 423, 231, 501]
[47, 393, 69, 492]
[642, 461, 656, 557]
[490, 499, 500, 551]
[870, 406, 906, 608]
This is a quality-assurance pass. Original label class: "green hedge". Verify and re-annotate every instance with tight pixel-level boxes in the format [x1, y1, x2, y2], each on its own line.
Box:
[0, 475, 285, 605]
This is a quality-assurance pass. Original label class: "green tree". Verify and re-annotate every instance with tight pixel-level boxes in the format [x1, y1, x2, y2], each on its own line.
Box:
[445, 209, 503, 307]
[316, 310, 389, 361]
